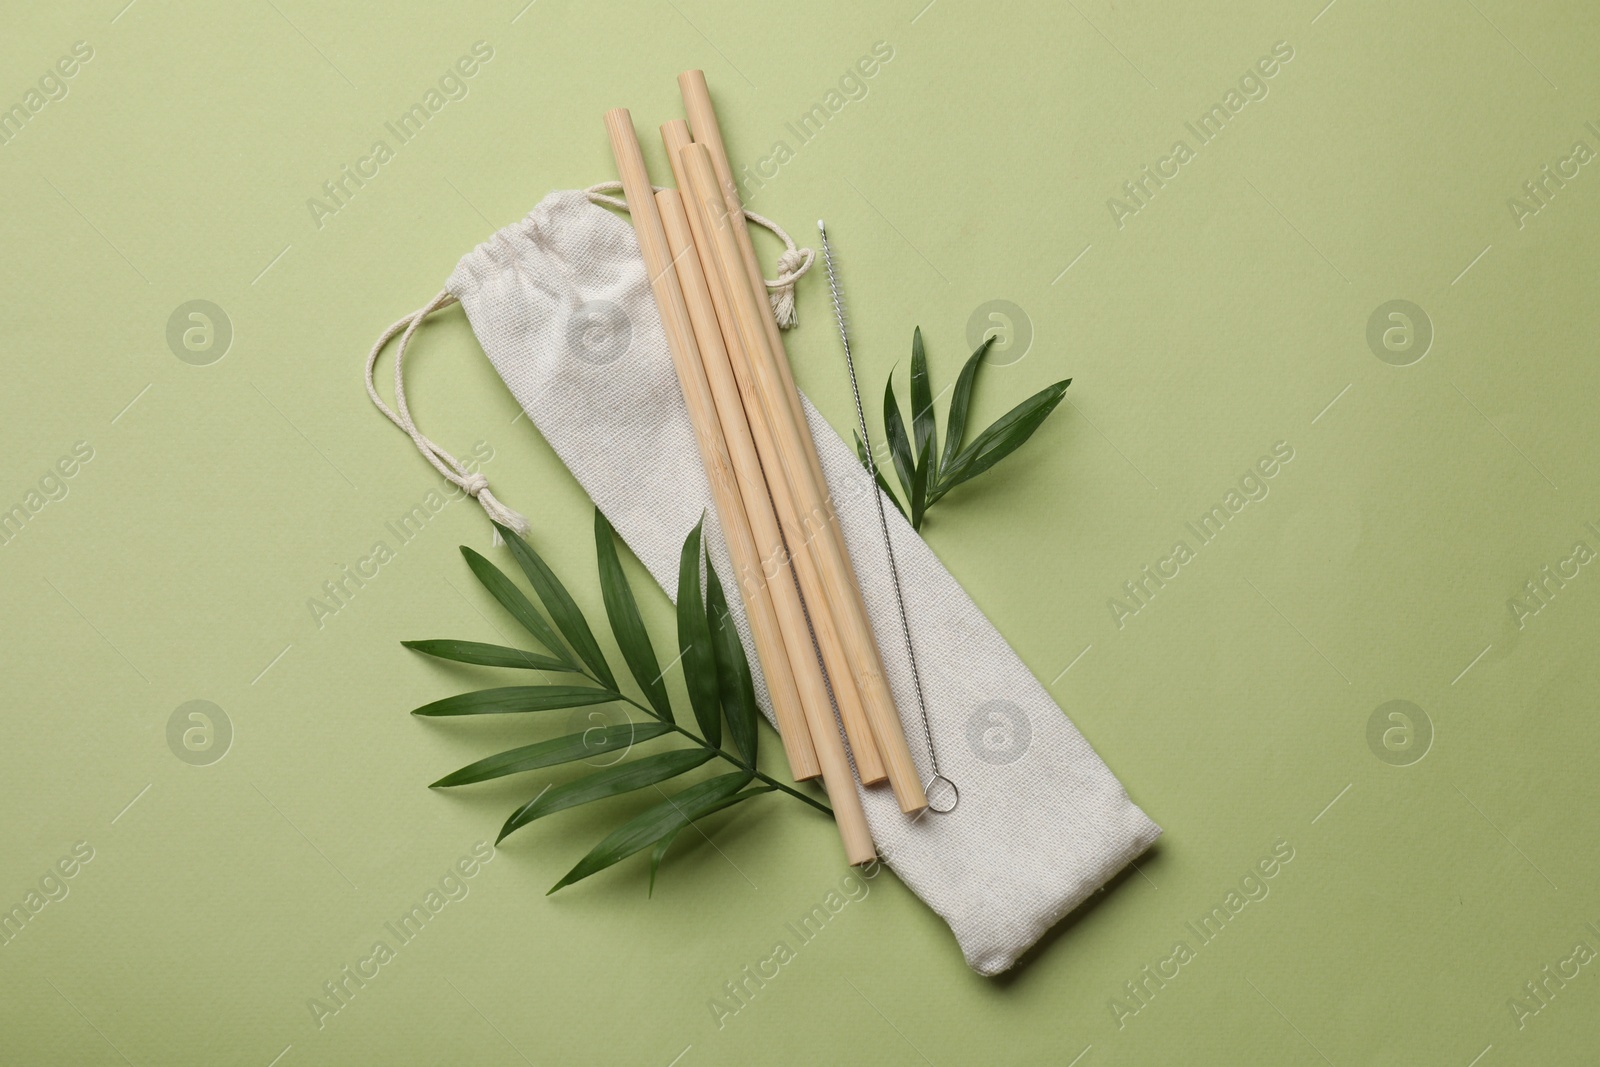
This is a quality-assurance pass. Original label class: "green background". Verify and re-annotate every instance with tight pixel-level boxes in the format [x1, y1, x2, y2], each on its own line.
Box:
[3, 0, 1597, 1063]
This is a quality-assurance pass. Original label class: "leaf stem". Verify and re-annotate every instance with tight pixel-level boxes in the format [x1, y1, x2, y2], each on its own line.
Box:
[665, 722, 834, 815]
[578, 673, 834, 817]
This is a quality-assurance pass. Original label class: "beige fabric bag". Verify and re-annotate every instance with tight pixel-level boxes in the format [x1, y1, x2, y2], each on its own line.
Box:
[367, 189, 1160, 975]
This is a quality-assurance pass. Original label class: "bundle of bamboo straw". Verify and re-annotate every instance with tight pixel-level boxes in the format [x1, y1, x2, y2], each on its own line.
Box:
[604, 73, 928, 866]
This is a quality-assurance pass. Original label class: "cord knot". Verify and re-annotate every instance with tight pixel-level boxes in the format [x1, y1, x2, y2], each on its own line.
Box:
[477, 485, 531, 545]
[769, 246, 812, 330]
[462, 472, 489, 497]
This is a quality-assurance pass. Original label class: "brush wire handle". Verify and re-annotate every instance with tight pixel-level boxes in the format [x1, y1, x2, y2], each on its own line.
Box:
[817, 221, 957, 814]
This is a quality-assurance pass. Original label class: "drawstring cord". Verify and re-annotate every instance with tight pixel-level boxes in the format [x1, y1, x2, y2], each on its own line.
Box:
[584, 182, 814, 328]
[364, 288, 531, 540]
[365, 191, 810, 540]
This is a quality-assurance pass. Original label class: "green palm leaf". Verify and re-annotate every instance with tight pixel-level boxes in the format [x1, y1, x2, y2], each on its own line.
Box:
[883, 375, 916, 505]
[705, 561, 758, 765]
[401, 639, 571, 672]
[408, 508, 837, 893]
[938, 336, 994, 483]
[593, 510, 672, 721]
[549, 771, 761, 893]
[498, 747, 715, 843]
[909, 431, 933, 529]
[909, 326, 938, 489]
[675, 520, 721, 748]
[496, 523, 618, 691]
[461, 547, 572, 666]
[939, 379, 1071, 493]
[430, 722, 672, 787]
[411, 685, 619, 717]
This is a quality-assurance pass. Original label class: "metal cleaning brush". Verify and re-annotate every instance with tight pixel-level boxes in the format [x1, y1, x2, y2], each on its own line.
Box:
[816, 220, 957, 814]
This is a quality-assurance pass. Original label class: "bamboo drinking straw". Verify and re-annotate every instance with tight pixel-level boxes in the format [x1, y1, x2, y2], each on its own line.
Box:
[678, 141, 928, 815]
[601, 109, 819, 785]
[676, 73, 926, 812]
[660, 120, 887, 787]
[658, 188, 875, 863]
[677, 69, 885, 651]
[655, 187, 831, 783]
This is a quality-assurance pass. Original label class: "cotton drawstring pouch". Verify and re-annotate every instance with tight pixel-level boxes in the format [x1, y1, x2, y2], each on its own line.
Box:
[366, 186, 1161, 976]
